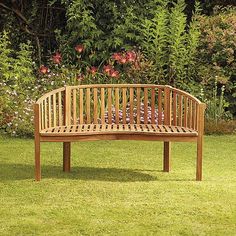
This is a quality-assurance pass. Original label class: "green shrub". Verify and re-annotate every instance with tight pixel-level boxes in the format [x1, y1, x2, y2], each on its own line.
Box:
[197, 7, 236, 116]
[139, 0, 201, 90]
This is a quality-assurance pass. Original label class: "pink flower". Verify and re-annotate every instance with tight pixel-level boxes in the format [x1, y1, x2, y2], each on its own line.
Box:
[126, 51, 136, 62]
[39, 65, 49, 74]
[52, 52, 62, 64]
[103, 65, 113, 75]
[110, 69, 120, 78]
[119, 56, 127, 64]
[75, 44, 84, 53]
[88, 66, 97, 75]
[112, 52, 122, 61]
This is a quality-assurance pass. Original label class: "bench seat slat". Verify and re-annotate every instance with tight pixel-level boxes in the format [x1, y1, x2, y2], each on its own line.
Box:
[40, 124, 197, 137]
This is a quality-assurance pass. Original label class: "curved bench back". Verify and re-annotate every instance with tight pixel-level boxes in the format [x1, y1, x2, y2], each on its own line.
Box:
[35, 84, 205, 132]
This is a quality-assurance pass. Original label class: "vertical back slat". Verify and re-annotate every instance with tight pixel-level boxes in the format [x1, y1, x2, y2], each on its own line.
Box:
[188, 99, 192, 128]
[101, 88, 105, 124]
[192, 102, 196, 130]
[136, 87, 141, 124]
[108, 88, 112, 123]
[65, 87, 71, 126]
[184, 96, 188, 127]
[144, 88, 148, 124]
[115, 88, 119, 124]
[73, 89, 77, 125]
[53, 94, 56, 127]
[79, 88, 84, 124]
[164, 87, 171, 125]
[41, 102, 44, 130]
[122, 88, 127, 124]
[44, 99, 48, 129]
[129, 87, 134, 124]
[86, 88, 91, 123]
[58, 91, 62, 126]
[93, 88, 98, 123]
[48, 95, 52, 127]
[173, 91, 177, 126]
[151, 88, 155, 123]
[158, 89, 162, 125]
[178, 95, 182, 126]
[195, 103, 199, 130]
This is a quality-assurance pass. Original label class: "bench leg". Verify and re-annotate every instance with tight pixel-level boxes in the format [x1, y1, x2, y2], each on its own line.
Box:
[35, 139, 41, 181]
[63, 142, 71, 172]
[196, 137, 203, 181]
[163, 142, 171, 172]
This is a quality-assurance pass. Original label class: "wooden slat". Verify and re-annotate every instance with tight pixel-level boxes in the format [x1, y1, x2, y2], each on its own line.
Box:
[79, 88, 84, 124]
[158, 89, 162, 125]
[129, 88, 134, 124]
[196, 104, 199, 131]
[101, 88, 105, 124]
[53, 94, 56, 127]
[73, 89, 77, 125]
[44, 99, 48, 129]
[115, 88, 119, 124]
[151, 88, 155, 123]
[65, 87, 71, 126]
[189, 99, 193, 128]
[93, 88, 98, 123]
[164, 87, 171, 125]
[178, 95, 182, 126]
[86, 88, 91, 123]
[159, 125, 166, 133]
[48, 95, 52, 127]
[122, 88, 127, 124]
[108, 88, 112, 124]
[192, 102, 196, 130]
[41, 102, 44, 130]
[173, 91, 177, 126]
[184, 96, 188, 127]
[144, 88, 148, 124]
[58, 91, 62, 126]
[136, 87, 141, 124]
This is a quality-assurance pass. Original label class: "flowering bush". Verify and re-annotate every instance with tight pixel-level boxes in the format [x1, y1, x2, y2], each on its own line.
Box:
[38, 46, 156, 86]
[197, 7, 236, 116]
[0, 31, 37, 136]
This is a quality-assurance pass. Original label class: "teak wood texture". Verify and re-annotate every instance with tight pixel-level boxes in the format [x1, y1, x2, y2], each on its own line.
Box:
[34, 84, 206, 181]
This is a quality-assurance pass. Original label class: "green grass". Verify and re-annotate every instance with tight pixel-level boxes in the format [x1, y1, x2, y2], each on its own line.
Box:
[0, 135, 236, 236]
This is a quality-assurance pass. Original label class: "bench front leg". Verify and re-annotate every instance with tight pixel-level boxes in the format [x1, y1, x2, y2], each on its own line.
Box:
[34, 103, 41, 181]
[163, 142, 171, 172]
[35, 138, 41, 181]
[63, 142, 71, 172]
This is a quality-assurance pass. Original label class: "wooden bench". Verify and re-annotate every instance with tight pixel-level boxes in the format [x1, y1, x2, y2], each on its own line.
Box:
[34, 84, 206, 181]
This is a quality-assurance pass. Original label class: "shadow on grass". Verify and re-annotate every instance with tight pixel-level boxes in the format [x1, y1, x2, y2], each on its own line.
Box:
[0, 163, 161, 182]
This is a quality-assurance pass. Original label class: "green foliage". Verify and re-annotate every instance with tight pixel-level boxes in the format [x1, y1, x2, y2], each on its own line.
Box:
[0, 31, 37, 136]
[197, 7, 236, 115]
[202, 80, 232, 123]
[140, 0, 202, 89]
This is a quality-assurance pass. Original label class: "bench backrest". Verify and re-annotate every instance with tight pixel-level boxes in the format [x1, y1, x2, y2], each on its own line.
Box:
[35, 84, 205, 132]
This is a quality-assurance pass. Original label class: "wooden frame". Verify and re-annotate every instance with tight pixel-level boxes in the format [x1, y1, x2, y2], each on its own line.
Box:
[34, 84, 206, 181]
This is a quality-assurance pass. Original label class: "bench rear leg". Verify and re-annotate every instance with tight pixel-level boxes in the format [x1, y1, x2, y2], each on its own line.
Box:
[163, 142, 171, 172]
[35, 139, 41, 181]
[196, 137, 203, 181]
[63, 142, 71, 172]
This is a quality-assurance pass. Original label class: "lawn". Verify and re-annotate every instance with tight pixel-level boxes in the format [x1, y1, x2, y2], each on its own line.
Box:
[0, 135, 235, 236]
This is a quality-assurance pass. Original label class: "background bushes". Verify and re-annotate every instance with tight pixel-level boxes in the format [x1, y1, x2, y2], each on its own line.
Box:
[0, 0, 235, 136]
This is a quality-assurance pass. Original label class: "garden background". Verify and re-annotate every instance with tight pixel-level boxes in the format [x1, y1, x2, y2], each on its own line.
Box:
[0, 1, 236, 235]
[0, 0, 236, 136]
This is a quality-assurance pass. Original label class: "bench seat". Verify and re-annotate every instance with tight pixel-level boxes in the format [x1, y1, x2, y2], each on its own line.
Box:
[40, 124, 198, 137]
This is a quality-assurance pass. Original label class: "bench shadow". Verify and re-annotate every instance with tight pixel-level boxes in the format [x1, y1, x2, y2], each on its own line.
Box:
[0, 163, 161, 182]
